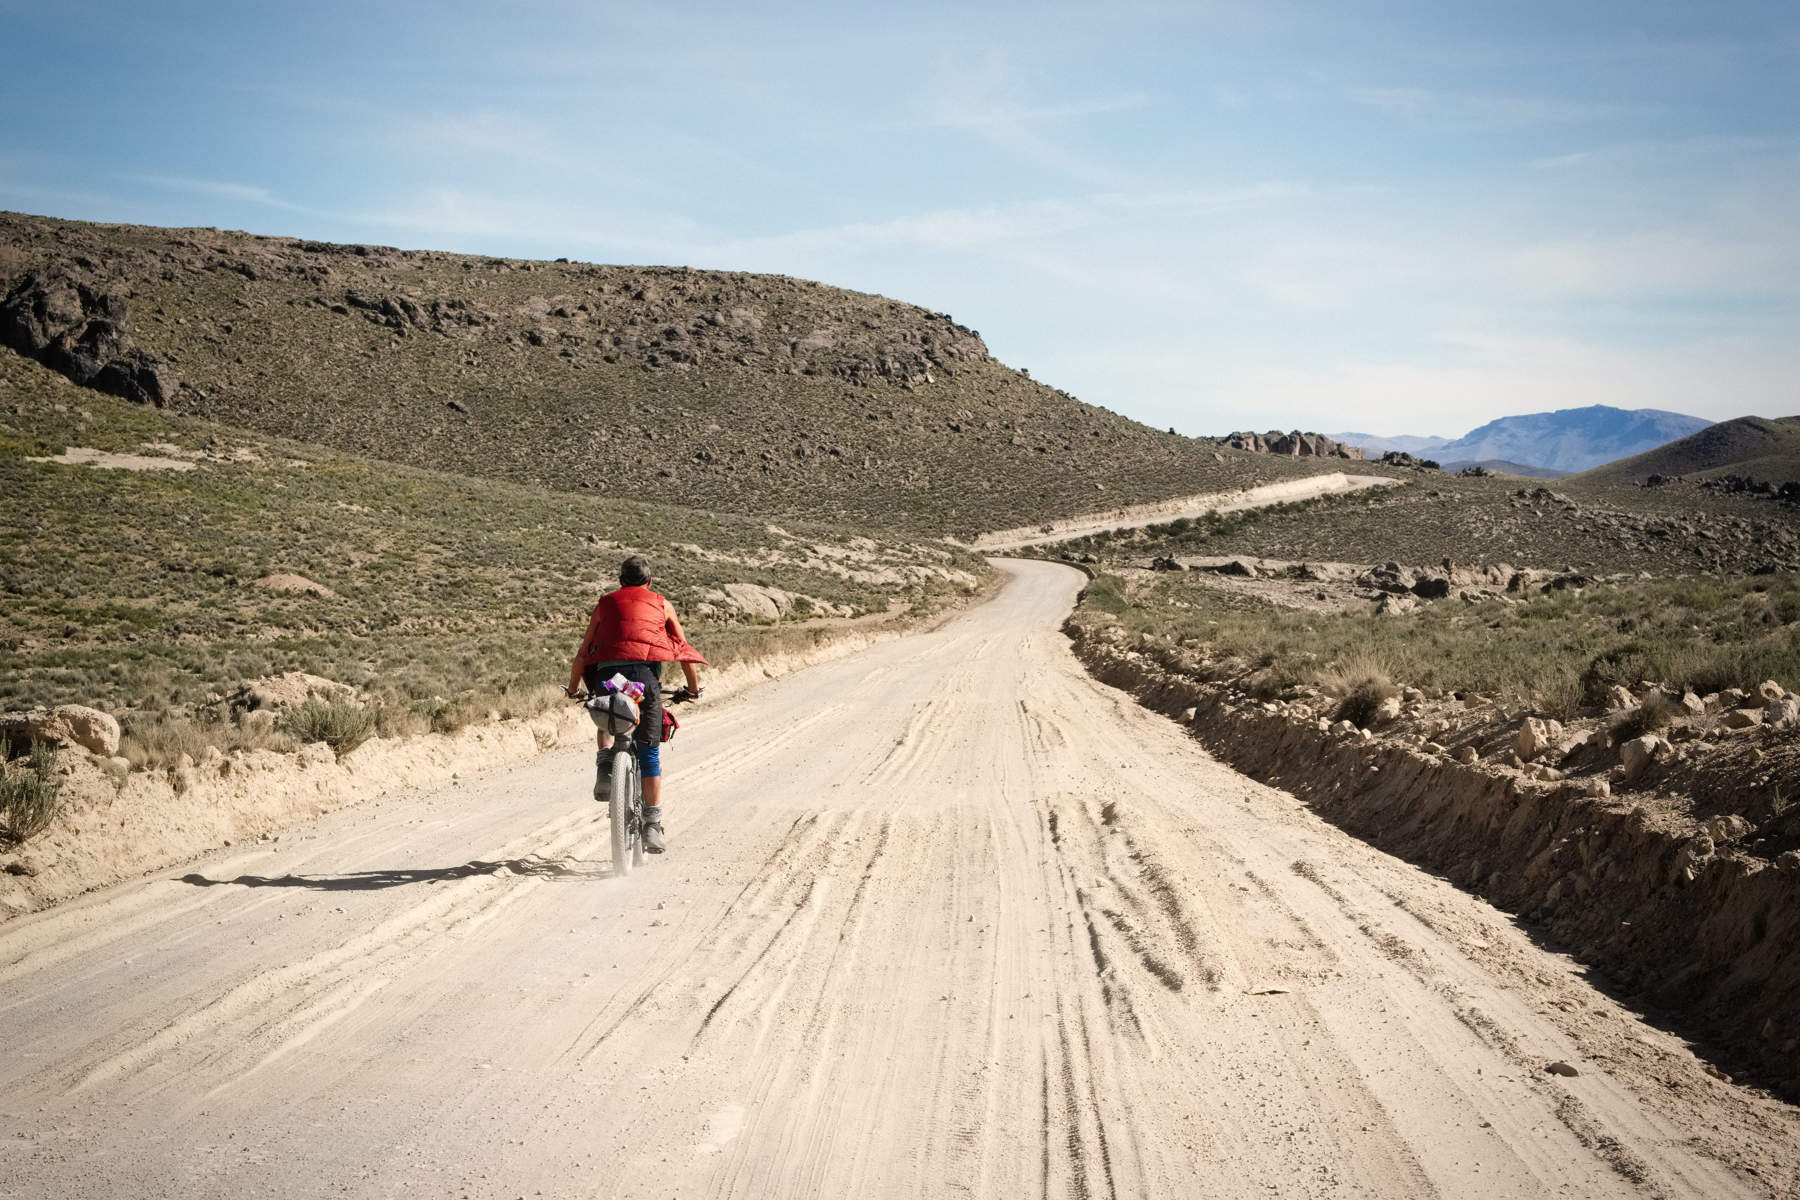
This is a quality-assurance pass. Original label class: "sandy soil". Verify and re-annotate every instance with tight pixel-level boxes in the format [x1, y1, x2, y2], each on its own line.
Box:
[1, 561, 1795, 1198]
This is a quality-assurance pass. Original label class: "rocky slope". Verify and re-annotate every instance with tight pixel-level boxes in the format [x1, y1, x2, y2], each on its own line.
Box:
[0, 211, 1331, 536]
[1054, 475, 1800, 577]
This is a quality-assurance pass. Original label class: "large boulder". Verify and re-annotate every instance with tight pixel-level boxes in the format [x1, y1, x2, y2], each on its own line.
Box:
[0, 704, 121, 756]
[1722, 707, 1766, 730]
[1515, 717, 1562, 762]
[1767, 696, 1800, 728]
[1375, 593, 1418, 617]
[226, 672, 357, 713]
[1410, 575, 1452, 600]
[1618, 734, 1669, 780]
[0, 268, 170, 406]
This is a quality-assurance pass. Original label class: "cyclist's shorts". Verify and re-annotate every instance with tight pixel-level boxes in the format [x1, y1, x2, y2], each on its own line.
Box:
[636, 742, 661, 778]
[583, 660, 664, 754]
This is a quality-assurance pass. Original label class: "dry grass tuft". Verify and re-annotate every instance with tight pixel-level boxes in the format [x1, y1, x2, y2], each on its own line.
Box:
[1319, 655, 1399, 728]
[1, 738, 63, 844]
[1612, 692, 1676, 743]
[120, 713, 298, 772]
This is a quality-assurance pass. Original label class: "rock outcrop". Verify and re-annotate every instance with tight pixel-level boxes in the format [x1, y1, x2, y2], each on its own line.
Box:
[1222, 430, 1364, 460]
[0, 269, 169, 406]
[0, 705, 122, 757]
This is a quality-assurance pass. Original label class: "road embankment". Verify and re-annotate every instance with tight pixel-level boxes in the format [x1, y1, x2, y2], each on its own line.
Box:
[1066, 616, 1800, 1104]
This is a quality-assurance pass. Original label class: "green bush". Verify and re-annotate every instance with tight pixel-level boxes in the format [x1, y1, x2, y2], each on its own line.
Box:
[280, 699, 376, 755]
[1, 739, 62, 844]
[1083, 574, 1129, 616]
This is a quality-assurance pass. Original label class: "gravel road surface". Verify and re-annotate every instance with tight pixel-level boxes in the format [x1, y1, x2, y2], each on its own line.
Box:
[3, 560, 1796, 1198]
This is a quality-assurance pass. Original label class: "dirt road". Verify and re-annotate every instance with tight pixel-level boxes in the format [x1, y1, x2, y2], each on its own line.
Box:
[3, 560, 1796, 1198]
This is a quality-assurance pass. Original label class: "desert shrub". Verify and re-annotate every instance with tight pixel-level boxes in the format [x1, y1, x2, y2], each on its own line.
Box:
[1319, 656, 1399, 728]
[428, 694, 490, 735]
[1611, 692, 1675, 742]
[1082, 575, 1129, 616]
[374, 702, 431, 739]
[1531, 670, 1586, 722]
[495, 684, 563, 721]
[0, 739, 62, 844]
[280, 699, 376, 754]
[120, 713, 297, 771]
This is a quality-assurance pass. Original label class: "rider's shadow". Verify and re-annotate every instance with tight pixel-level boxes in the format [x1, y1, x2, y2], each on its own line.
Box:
[176, 855, 614, 891]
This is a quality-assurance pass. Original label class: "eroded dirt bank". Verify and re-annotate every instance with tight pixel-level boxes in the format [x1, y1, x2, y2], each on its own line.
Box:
[1067, 618, 1800, 1104]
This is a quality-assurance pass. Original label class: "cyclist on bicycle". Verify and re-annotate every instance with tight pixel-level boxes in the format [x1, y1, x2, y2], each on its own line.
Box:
[566, 555, 706, 853]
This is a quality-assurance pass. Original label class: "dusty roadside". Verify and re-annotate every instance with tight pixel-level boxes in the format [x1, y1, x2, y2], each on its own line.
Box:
[0, 583, 998, 920]
[1066, 611, 1800, 1104]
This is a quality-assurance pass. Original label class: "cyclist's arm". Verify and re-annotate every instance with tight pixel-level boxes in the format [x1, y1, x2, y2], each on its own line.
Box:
[663, 598, 702, 692]
[569, 603, 604, 694]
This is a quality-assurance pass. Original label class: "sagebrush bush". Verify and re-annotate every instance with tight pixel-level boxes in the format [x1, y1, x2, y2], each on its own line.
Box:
[1, 739, 62, 844]
[280, 699, 376, 755]
[1319, 655, 1400, 728]
[1333, 676, 1399, 729]
[120, 713, 297, 771]
[1612, 692, 1676, 743]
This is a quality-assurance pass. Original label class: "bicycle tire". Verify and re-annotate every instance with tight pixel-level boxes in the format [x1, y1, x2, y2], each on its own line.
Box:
[610, 748, 634, 878]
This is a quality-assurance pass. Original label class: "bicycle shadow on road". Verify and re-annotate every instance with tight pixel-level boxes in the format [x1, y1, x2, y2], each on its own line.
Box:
[175, 854, 615, 891]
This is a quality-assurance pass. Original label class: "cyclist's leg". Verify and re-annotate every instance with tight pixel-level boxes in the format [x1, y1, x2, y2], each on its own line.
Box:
[581, 664, 614, 753]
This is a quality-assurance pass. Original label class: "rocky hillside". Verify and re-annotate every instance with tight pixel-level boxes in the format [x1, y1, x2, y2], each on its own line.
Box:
[0, 347, 988, 722]
[1339, 406, 1711, 475]
[1576, 416, 1800, 487]
[0, 211, 1332, 536]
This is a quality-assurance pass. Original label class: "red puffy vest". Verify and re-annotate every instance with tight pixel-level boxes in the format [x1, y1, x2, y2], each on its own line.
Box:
[593, 585, 676, 662]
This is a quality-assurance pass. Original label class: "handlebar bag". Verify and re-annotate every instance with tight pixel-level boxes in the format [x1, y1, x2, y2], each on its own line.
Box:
[585, 692, 640, 735]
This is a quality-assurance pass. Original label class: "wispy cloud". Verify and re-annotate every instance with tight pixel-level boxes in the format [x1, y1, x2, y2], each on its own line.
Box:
[1504, 230, 1800, 298]
[1531, 134, 1794, 170]
[897, 48, 1149, 188]
[127, 173, 310, 212]
[719, 182, 1312, 258]
[350, 187, 713, 259]
[886, 92, 1150, 133]
[1349, 86, 1642, 128]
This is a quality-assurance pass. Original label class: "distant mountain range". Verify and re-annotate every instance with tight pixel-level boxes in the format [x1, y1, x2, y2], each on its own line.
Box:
[1336, 406, 1713, 474]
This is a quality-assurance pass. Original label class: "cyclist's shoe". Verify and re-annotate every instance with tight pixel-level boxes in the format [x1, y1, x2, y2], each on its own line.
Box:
[642, 808, 666, 854]
[595, 747, 616, 784]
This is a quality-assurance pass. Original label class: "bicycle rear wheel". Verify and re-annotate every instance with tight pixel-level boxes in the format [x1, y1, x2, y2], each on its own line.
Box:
[610, 749, 635, 878]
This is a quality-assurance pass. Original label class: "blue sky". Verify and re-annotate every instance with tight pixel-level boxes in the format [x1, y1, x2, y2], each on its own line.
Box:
[2, 1, 1796, 436]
